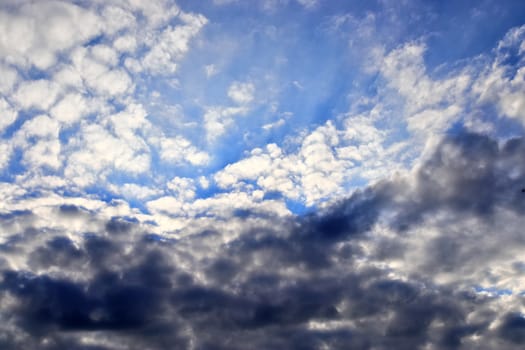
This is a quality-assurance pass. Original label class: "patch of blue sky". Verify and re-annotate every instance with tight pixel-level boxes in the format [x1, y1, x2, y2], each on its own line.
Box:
[23, 65, 52, 81]
[474, 285, 513, 297]
[143, 233, 177, 244]
[2, 110, 39, 139]
[0, 149, 26, 182]
[285, 197, 311, 216]
[422, 0, 525, 68]
[193, 181, 220, 200]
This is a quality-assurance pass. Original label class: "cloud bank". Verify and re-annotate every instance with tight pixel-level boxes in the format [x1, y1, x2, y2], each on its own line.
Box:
[1, 131, 525, 349]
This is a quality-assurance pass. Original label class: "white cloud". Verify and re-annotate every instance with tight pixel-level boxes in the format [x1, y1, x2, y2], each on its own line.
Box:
[108, 103, 149, 136]
[13, 114, 62, 171]
[214, 114, 393, 206]
[110, 183, 162, 200]
[0, 63, 18, 94]
[147, 189, 289, 219]
[0, 142, 11, 170]
[141, 12, 208, 74]
[198, 176, 210, 189]
[123, 0, 181, 28]
[16, 114, 60, 140]
[381, 43, 470, 116]
[50, 93, 89, 125]
[406, 104, 461, 133]
[100, 5, 136, 35]
[90, 44, 119, 66]
[12, 79, 61, 111]
[0, 1, 101, 69]
[22, 138, 62, 170]
[113, 35, 138, 53]
[472, 26, 525, 125]
[262, 118, 285, 130]
[89, 67, 133, 97]
[203, 106, 248, 142]
[65, 123, 150, 187]
[167, 177, 196, 201]
[215, 153, 273, 188]
[146, 196, 186, 217]
[70, 47, 133, 97]
[53, 65, 84, 90]
[157, 135, 210, 166]
[0, 98, 17, 133]
[228, 81, 255, 105]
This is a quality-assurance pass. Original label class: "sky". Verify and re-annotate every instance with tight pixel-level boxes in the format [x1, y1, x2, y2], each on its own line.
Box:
[1, 0, 525, 349]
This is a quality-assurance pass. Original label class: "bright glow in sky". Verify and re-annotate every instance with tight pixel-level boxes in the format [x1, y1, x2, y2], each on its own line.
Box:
[1, 1, 525, 348]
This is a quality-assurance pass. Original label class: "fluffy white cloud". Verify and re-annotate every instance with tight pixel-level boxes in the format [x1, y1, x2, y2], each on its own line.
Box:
[214, 115, 391, 206]
[0, 1, 101, 69]
[22, 139, 62, 170]
[16, 114, 60, 140]
[71, 47, 133, 97]
[50, 93, 89, 125]
[156, 135, 210, 166]
[12, 80, 61, 111]
[11, 115, 62, 171]
[100, 4, 136, 35]
[113, 34, 138, 53]
[90, 44, 119, 66]
[147, 188, 288, 219]
[65, 123, 150, 187]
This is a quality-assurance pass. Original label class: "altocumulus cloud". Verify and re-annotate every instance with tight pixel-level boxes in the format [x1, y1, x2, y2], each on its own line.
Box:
[1, 0, 525, 349]
[1, 131, 525, 349]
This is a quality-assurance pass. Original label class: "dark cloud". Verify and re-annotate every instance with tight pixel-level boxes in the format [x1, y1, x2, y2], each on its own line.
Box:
[1, 132, 525, 349]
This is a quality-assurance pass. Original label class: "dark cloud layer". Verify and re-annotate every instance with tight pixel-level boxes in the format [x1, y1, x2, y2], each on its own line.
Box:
[1, 132, 525, 349]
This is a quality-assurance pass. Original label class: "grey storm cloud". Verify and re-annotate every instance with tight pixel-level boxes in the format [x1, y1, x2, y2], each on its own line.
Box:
[1, 131, 525, 349]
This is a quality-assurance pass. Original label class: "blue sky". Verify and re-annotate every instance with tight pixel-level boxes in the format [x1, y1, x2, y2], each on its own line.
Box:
[1, 1, 525, 348]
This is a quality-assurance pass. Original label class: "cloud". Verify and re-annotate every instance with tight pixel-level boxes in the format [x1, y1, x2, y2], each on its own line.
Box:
[203, 106, 249, 142]
[0, 3, 524, 348]
[141, 12, 208, 74]
[473, 25, 525, 124]
[296, 0, 319, 9]
[0, 1, 102, 69]
[12, 80, 61, 111]
[228, 81, 255, 105]
[1, 131, 525, 349]
[156, 135, 210, 166]
[0, 98, 17, 133]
